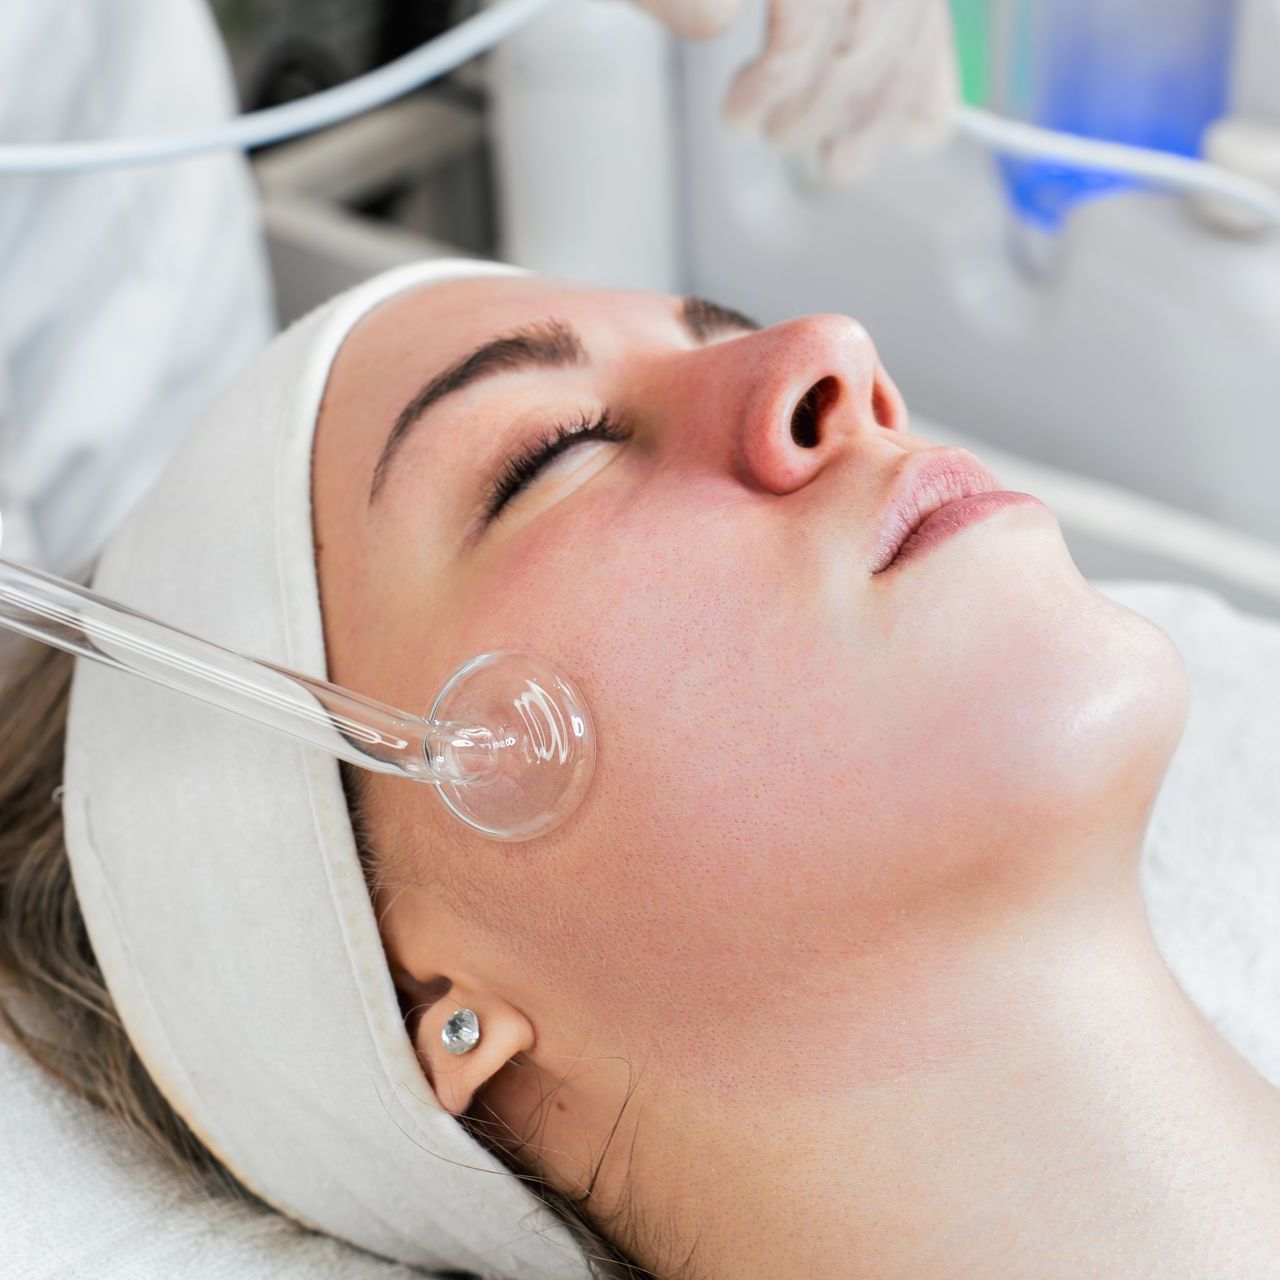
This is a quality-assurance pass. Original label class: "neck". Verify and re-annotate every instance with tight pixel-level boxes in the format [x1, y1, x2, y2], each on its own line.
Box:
[631, 872, 1280, 1280]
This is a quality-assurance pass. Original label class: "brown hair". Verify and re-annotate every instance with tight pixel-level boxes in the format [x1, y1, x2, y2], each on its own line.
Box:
[0, 571, 666, 1279]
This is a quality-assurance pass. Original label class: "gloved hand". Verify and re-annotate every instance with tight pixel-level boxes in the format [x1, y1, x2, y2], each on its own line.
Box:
[632, 0, 961, 185]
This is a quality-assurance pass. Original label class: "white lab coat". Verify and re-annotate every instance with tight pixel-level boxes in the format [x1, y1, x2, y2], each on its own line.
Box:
[0, 0, 275, 574]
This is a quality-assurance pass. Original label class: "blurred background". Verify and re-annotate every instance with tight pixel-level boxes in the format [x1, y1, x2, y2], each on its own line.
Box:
[7, 0, 1280, 614]
[212, 0, 500, 266]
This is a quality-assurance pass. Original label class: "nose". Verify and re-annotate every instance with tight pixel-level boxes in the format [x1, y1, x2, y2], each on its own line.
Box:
[686, 314, 906, 497]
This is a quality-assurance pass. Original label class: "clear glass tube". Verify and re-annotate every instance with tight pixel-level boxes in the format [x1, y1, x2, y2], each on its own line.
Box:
[0, 555, 596, 842]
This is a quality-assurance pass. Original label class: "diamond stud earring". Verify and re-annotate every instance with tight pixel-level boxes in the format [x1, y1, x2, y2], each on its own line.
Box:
[441, 1007, 481, 1055]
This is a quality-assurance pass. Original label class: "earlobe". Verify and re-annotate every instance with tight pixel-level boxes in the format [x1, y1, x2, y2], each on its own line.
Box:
[411, 983, 536, 1117]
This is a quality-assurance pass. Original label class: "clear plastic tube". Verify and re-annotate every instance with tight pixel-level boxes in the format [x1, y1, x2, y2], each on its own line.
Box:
[954, 104, 1280, 230]
[0, 0, 552, 174]
[0, 555, 596, 842]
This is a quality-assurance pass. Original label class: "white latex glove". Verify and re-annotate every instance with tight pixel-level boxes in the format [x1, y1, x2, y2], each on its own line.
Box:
[632, 0, 960, 185]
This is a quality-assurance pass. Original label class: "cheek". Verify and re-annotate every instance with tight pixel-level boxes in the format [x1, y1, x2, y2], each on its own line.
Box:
[425, 507, 1186, 1092]
[437, 512, 893, 1041]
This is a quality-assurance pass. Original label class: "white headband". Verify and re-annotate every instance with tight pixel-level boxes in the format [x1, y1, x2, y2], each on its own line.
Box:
[61, 258, 596, 1279]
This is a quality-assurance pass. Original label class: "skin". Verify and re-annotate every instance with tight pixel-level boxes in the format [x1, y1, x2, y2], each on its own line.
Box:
[311, 274, 1280, 1279]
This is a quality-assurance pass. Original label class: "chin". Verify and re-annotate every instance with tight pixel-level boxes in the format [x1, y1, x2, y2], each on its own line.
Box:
[875, 506, 1086, 617]
[1000, 580, 1190, 830]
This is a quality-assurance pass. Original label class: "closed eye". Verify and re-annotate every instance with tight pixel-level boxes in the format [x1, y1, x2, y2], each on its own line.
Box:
[480, 409, 630, 525]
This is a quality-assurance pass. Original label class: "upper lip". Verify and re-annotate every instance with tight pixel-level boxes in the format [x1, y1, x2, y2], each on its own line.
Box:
[870, 447, 1004, 574]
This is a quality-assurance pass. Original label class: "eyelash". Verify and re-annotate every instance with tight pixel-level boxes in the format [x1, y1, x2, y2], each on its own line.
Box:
[482, 408, 629, 523]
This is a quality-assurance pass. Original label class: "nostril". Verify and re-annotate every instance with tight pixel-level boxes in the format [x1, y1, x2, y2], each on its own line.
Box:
[872, 378, 895, 429]
[790, 376, 840, 448]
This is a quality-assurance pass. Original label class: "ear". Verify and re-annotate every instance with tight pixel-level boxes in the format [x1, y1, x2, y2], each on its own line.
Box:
[402, 973, 535, 1117]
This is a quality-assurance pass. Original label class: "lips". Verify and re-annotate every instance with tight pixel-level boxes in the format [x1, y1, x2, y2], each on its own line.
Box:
[869, 448, 1006, 574]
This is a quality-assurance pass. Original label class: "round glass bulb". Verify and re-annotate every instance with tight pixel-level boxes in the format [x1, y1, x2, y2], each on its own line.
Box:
[428, 650, 596, 842]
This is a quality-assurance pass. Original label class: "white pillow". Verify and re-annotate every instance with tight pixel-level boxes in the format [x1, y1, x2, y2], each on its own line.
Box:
[4, 579, 1279, 1277]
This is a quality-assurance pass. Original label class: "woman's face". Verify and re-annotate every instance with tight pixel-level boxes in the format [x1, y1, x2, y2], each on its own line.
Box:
[312, 273, 1187, 1116]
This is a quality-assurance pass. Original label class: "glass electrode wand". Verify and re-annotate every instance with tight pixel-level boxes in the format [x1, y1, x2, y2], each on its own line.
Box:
[0, 553, 595, 843]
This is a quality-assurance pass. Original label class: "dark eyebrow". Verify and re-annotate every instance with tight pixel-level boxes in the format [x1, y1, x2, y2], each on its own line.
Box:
[368, 318, 585, 505]
[680, 296, 763, 341]
[367, 295, 763, 507]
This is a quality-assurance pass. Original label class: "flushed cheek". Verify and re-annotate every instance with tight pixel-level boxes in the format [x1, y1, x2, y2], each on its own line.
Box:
[448, 498, 817, 733]
[448, 557, 945, 1076]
